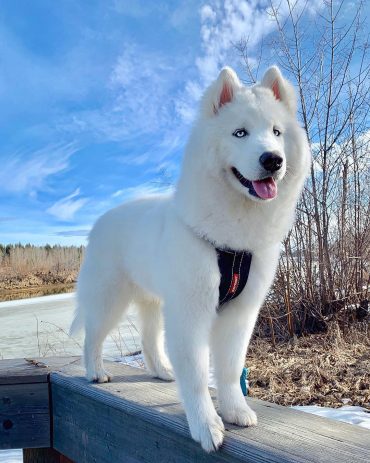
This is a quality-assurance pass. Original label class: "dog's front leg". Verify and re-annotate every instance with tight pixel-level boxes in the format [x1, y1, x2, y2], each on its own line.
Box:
[163, 296, 224, 452]
[211, 301, 259, 427]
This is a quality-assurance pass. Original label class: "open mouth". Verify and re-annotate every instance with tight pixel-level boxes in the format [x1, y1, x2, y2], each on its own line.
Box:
[231, 167, 277, 200]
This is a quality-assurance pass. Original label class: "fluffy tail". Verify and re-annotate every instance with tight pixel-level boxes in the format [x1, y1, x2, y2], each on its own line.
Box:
[69, 309, 84, 336]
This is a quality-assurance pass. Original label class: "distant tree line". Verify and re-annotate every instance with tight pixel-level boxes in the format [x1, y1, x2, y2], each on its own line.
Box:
[0, 243, 85, 282]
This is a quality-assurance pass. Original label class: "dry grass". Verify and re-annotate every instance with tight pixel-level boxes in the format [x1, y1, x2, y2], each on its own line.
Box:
[0, 244, 83, 290]
[246, 321, 370, 409]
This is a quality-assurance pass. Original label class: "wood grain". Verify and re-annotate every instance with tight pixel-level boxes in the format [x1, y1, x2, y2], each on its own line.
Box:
[1, 357, 369, 462]
[0, 383, 50, 449]
[23, 447, 74, 463]
[50, 360, 370, 463]
[0, 357, 80, 385]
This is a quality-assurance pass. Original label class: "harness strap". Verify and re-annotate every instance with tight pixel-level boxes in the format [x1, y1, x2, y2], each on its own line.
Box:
[216, 248, 252, 309]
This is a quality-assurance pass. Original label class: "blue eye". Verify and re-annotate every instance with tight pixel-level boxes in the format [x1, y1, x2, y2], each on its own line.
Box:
[273, 128, 281, 136]
[233, 128, 248, 138]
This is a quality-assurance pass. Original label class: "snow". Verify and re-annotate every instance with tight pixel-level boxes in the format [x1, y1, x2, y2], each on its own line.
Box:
[0, 293, 140, 359]
[293, 405, 370, 430]
[117, 353, 145, 369]
[0, 292, 74, 309]
[0, 449, 22, 462]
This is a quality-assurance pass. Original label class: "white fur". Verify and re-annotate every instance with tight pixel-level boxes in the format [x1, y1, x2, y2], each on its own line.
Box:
[71, 66, 311, 452]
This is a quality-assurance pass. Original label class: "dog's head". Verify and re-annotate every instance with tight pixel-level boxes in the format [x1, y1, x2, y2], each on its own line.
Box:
[196, 66, 310, 203]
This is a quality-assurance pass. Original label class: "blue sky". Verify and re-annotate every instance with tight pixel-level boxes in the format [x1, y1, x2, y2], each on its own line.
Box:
[0, 0, 363, 245]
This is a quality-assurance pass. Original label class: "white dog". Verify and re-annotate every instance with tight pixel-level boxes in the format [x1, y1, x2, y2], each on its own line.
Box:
[71, 66, 310, 452]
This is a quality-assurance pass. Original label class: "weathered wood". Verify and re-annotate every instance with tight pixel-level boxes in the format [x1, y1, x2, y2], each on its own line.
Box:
[0, 383, 50, 449]
[23, 447, 74, 463]
[0, 357, 79, 450]
[0, 358, 49, 385]
[50, 360, 370, 463]
[0, 357, 80, 385]
[1, 357, 370, 462]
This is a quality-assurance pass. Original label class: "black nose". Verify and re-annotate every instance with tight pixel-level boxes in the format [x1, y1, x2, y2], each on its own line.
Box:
[259, 152, 283, 172]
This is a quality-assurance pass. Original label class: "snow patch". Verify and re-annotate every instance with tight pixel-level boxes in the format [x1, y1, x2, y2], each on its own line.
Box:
[0, 292, 75, 309]
[293, 405, 370, 430]
[116, 353, 144, 369]
[0, 449, 22, 462]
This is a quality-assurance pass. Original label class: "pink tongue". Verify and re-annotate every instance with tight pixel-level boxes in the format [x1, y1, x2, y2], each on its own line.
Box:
[252, 177, 277, 199]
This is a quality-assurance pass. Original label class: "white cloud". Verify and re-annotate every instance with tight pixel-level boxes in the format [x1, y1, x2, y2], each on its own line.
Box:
[111, 182, 174, 202]
[54, 228, 90, 237]
[177, 0, 324, 124]
[109, 44, 178, 136]
[0, 143, 78, 195]
[197, 1, 274, 84]
[176, 0, 276, 123]
[111, 189, 124, 198]
[58, 43, 186, 155]
[47, 188, 88, 221]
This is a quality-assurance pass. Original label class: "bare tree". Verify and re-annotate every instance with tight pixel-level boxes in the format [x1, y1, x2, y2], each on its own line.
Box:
[237, 0, 370, 338]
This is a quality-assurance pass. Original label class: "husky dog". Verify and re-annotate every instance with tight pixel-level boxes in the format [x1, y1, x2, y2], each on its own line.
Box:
[71, 66, 310, 452]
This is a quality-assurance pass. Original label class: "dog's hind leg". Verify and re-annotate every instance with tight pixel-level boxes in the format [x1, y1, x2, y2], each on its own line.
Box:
[136, 297, 174, 381]
[79, 265, 133, 383]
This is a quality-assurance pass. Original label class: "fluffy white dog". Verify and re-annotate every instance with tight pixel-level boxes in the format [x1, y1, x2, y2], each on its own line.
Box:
[71, 66, 310, 452]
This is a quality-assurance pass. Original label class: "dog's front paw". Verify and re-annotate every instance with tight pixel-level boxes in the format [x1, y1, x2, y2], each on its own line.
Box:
[189, 412, 225, 452]
[154, 364, 175, 381]
[221, 401, 257, 427]
[87, 368, 112, 383]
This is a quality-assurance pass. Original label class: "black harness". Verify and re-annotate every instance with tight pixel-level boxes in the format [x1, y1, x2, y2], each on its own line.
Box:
[216, 248, 252, 309]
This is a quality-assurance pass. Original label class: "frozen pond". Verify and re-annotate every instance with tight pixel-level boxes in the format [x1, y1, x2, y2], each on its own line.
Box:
[0, 293, 140, 360]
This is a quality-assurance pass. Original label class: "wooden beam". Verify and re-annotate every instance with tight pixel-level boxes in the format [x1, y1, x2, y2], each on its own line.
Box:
[0, 358, 49, 385]
[0, 383, 49, 449]
[0, 357, 80, 385]
[0, 357, 79, 450]
[51, 361, 370, 463]
[1, 358, 370, 462]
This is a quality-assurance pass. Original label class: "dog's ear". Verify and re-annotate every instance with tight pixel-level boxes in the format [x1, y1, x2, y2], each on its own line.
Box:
[201, 67, 242, 117]
[260, 66, 297, 115]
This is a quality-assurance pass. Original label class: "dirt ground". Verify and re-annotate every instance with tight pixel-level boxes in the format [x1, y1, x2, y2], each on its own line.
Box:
[246, 321, 370, 409]
[0, 270, 77, 290]
[0, 271, 77, 301]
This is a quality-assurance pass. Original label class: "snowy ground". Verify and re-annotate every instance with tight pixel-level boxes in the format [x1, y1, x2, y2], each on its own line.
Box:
[0, 292, 140, 359]
[0, 449, 22, 463]
[293, 405, 370, 430]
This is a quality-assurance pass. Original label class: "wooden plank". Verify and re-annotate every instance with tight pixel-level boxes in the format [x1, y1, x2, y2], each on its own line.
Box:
[0, 357, 79, 450]
[0, 358, 49, 385]
[52, 380, 235, 463]
[50, 361, 370, 463]
[0, 357, 80, 385]
[0, 383, 50, 449]
[23, 447, 74, 463]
